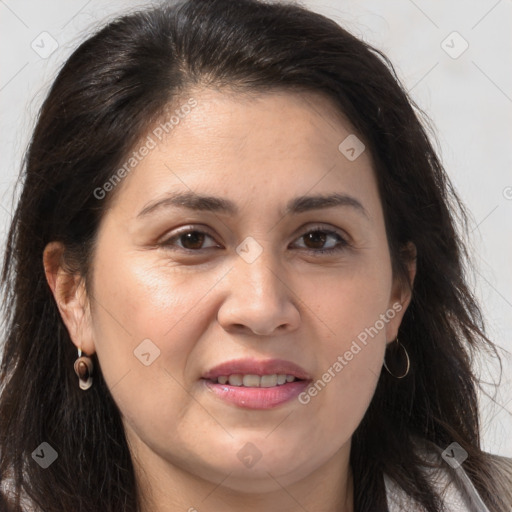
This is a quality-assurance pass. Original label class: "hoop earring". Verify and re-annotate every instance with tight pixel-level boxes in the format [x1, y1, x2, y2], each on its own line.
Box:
[383, 338, 410, 379]
[74, 347, 93, 390]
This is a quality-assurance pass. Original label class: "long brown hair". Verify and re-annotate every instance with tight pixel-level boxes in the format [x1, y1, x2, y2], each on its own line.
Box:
[1, 0, 510, 510]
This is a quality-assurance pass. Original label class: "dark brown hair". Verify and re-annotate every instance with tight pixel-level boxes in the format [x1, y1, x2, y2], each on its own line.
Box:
[1, 0, 510, 511]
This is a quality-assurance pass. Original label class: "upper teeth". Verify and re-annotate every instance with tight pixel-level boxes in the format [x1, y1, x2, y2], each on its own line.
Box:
[215, 374, 297, 387]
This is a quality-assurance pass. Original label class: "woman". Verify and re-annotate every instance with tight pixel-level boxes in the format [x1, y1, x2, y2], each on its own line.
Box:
[1, 0, 510, 510]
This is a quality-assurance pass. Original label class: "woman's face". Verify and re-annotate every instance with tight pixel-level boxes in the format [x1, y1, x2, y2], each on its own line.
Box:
[52, 89, 412, 494]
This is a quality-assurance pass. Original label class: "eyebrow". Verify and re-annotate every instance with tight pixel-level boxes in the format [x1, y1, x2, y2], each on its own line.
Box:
[136, 191, 369, 219]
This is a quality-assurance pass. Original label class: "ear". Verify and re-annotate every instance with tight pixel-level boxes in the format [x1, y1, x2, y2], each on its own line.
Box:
[385, 242, 417, 343]
[43, 241, 96, 355]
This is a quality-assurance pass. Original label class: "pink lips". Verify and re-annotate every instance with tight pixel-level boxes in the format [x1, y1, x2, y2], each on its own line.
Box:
[201, 358, 312, 410]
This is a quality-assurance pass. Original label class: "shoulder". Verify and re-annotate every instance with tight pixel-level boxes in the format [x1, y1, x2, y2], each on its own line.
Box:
[385, 438, 512, 512]
[384, 464, 474, 512]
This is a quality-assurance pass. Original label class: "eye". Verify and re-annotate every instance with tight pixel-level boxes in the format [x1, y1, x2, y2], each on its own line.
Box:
[160, 228, 220, 252]
[292, 227, 349, 255]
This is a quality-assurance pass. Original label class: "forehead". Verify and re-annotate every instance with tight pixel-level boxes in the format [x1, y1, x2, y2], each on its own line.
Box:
[174, 87, 357, 155]
[105, 88, 376, 218]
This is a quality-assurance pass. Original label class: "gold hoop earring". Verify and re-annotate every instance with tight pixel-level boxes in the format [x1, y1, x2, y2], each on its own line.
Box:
[383, 338, 410, 379]
[74, 347, 93, 390]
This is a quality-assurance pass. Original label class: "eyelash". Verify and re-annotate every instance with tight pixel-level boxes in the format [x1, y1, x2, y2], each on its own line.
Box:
[159, 225, 349, 256]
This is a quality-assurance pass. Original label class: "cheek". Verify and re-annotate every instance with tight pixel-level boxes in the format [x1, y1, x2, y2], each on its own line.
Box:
[88, 250, 215, 411]
[297, 262, 392, 435]
[303, 253, 393, 346]
[88, 246, 248, 447]
[91, 245, 220, 351]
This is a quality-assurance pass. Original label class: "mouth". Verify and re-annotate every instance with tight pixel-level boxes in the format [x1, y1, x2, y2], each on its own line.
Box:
[204, 373, 303, 387]
[200, 358, 312, 409]
[201, 357, 311, 382]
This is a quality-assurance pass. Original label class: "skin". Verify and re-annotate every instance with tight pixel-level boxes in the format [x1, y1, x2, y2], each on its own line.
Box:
[44, 88, 416, 512]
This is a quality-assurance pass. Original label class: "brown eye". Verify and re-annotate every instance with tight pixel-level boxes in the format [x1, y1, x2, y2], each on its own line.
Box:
[161, 229, 219, 251]
[303, 231, 328, 249]
[293, 228, 348, 255]
[179, 231, 206, 250]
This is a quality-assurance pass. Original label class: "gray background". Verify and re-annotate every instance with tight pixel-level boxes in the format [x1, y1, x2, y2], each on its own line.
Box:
[1, 0, 511, 456]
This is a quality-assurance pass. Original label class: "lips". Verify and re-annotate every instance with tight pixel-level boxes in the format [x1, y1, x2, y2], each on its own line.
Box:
[201, 357, 312, 381]
[200, 358, 312, 409]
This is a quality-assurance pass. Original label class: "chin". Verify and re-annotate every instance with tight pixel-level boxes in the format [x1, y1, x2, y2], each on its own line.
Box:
[197, 449, 315, 492]
[211, 464, 309, 493]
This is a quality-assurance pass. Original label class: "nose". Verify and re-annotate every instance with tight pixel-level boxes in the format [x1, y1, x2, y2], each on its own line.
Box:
[216, 251, 301, 336]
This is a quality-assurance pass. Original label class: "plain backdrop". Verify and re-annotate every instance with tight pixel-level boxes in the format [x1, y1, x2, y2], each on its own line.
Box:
[1, 0, 511, 457]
